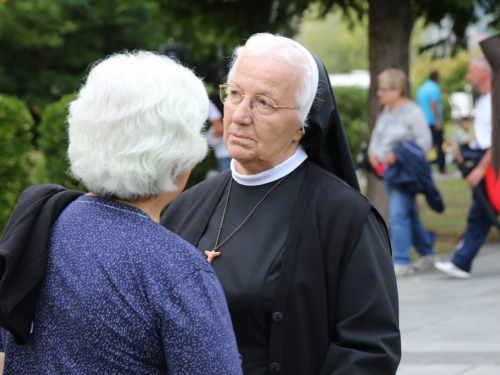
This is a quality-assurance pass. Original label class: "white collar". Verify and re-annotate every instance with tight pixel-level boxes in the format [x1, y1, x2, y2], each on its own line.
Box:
[230, 147, 308, 186]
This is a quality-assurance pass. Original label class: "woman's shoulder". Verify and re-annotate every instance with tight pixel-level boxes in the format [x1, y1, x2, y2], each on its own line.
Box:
[403, 100, 424, 114]
[129, 222, 213, 286]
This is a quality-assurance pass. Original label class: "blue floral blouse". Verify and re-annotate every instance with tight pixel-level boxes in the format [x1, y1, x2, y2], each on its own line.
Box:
[1, 196, 242, 374]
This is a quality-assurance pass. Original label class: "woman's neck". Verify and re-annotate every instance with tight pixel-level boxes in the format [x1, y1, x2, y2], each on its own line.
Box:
[87, 192, 176, 223]
[87, 172, 190, 223]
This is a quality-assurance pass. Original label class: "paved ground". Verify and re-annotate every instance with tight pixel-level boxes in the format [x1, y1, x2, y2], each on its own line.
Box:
[397, 242, 500, 375]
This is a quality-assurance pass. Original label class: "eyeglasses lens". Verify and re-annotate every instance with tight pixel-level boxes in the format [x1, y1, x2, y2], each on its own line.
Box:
[219, 85, 275, 116]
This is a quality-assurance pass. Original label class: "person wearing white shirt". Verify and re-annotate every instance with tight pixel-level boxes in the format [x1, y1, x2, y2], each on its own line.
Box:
[435, 56, 494, 279]
[207, 101, 231, 171]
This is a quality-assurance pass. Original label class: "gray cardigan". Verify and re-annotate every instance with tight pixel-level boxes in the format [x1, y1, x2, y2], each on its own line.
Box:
[369, 101, 432, 162]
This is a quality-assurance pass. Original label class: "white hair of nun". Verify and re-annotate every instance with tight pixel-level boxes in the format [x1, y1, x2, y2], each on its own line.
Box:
[227, 33, 316, 128]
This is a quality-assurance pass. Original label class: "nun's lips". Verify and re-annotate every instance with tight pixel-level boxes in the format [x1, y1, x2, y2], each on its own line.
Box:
[229, 133, 255, 142]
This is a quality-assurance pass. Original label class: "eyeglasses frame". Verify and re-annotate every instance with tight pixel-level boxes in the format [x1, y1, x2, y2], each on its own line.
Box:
[219, 83, 300, 112]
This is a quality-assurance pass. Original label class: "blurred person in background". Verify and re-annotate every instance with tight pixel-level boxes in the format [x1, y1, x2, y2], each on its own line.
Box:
[0, 51, 242, 374]
[368, 68, 438, 277]
[435, 56, 493, 279]
[416, 71, 445, 173]
[207, 93, 232, 171]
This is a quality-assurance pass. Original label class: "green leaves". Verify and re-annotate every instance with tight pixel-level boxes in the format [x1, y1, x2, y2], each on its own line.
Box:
[334, 87, 369, 159]
[0, 0, 171, 112]
[33, 93, 86, 192]
[411, 0, 500, 57]
[0, 94, 34, 232]
[295, 11, 368, 74]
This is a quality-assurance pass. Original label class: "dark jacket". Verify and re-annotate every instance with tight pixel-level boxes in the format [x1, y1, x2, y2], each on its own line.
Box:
[384, 141, 444, 213]
[0, 185, 83, 344]
[161, 161, 401, 375]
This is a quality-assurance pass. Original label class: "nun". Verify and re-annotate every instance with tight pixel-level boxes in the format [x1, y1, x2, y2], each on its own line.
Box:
[161, 33, 401, 374]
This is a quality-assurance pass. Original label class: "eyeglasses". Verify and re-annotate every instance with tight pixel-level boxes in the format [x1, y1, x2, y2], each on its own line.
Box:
[219, 83, 300, 116]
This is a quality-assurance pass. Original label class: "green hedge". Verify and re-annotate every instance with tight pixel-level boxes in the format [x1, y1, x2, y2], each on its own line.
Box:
[35, 93, 81, 189]
[334, 86, 370, 159]
[0, 94, 35, 233]
[185, 150, 217, 190]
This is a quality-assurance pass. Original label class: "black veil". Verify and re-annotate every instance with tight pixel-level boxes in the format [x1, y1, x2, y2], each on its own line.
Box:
[300, 53, 360, 191]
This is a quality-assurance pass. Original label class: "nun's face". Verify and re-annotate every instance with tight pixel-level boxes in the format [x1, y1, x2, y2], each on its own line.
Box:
[223, 55, 304, 175]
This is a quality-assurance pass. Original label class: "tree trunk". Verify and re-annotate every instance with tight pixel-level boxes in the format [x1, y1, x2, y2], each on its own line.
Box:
[366, 0, 413, 223]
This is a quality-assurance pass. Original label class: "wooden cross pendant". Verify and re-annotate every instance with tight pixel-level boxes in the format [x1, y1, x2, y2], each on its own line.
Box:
[205, 249, 221, 264]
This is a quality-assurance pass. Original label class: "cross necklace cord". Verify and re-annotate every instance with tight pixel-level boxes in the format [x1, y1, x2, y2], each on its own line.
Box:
[204, 175, 287, 263]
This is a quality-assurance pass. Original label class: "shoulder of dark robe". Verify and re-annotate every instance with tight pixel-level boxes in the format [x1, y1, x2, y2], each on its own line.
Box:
[162, 162, 400, 373]
[278, 162, 399, 375]
[161, 169, 232, 245]
[0, 184, 84, 345]
[161, 161, 389, 273]
[298, 161, 390, 277]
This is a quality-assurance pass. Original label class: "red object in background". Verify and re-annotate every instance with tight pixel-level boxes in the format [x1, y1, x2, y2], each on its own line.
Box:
[485, 165, 500, 213]
[376, 162, 386, 178]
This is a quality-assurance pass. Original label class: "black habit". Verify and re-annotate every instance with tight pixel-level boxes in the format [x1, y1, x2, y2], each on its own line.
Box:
[161, 49, 400, 374]
[161, 162, 400, 374]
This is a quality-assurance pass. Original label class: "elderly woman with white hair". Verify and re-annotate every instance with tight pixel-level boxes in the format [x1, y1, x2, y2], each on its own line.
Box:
[368, 68, 437, 278]
[0, 52, 242, 374]
[162, 34, 401, 374]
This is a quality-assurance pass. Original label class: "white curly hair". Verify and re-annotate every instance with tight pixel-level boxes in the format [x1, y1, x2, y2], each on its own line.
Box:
[68, 51, 208, 201]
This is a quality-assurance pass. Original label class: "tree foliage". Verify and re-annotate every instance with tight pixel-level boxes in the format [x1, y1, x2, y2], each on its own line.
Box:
[334, 87, 369, 159]
[0, 0, 497, 116]
[35, 93, 82, 189]
[0, 0, 320, 115]
[0, 93, 34, 232]
[412, 0, 500, 55]
[313, 0, 500, 55]
[0, 0, 171, 115]
[295, 11, 368, 73]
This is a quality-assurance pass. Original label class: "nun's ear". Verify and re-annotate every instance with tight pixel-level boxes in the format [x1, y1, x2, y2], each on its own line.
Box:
[294, 124, 305, 142]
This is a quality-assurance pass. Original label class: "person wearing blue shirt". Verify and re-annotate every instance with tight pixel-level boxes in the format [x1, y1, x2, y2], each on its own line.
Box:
[416, 71, 445, 173]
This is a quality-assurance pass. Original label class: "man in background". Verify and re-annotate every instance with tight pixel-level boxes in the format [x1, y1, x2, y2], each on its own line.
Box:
[435, 56, 493, 279]
[417, 71, 445, 173]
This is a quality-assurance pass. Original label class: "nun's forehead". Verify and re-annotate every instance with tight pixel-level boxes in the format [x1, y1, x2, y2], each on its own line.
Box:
[230, 54, 302, 99]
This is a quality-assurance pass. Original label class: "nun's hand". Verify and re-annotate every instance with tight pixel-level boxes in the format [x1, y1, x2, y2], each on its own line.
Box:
[385, 151, 397, 165]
